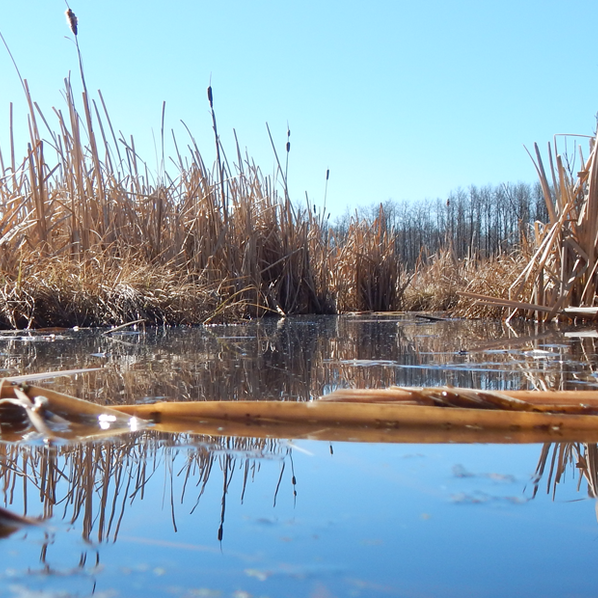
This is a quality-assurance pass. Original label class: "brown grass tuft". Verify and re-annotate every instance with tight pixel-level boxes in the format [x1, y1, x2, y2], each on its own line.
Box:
[332, 205, 405, 312]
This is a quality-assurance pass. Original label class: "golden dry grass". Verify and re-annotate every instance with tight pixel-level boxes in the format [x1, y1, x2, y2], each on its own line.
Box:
[459, 132, 598, 320]
[0, 13, 563, 327]
[0, 69, 421, 327]
[331, 206, 404, 312]
[402, 245, 464, 312]
[0, 72, 349, 326]
[403, 239, 542, 319]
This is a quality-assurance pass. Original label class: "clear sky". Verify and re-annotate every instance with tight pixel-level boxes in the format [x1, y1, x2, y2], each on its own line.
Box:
[0, 0, 596, 218]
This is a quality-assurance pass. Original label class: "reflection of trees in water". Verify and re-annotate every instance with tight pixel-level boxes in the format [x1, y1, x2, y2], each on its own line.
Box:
[0, 316, 596, 407]
[316, 317, 598, 392]
[0, 432, 290, 550]
[400, 320, 598, 392]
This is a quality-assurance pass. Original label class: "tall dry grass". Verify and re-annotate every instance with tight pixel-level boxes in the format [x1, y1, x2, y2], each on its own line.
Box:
[332, 205, 405, 312]
[454, 132, 598, 321]
[0, 69, 414, 326]
[0, 9, 556, 327]
[0, 68, 344, 326]
[508, 136, 598, 318]
[0, 9, 358, 327]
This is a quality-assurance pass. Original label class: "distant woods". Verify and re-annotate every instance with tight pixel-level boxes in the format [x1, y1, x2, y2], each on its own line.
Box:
[333, 182, 549, 269]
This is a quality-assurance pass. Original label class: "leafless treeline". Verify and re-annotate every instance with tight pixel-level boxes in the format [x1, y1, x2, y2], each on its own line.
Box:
[334, 181, 549, 269]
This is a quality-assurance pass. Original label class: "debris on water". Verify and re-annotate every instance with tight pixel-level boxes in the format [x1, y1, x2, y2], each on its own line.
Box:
[451, 491, 528, 505]
[0, 371, 146, 441]
[452, 464, 516, 483]
[244, 568, 272, 581]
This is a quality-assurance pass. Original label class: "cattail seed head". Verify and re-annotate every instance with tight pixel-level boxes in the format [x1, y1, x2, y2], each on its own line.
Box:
[65, 8, 78, 36]
[207, 86, 213, 108]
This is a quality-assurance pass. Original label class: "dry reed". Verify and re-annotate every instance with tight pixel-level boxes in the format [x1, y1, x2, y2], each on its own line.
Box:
[458, 132, 598, 321]
[402, 244, 465, 312]
[332, 205, 405, 312]
[0, 62, 423, 326]
[0, 8, 426, 327]
[0, 72, 345, 326]
[531, 442, 598, 505]
[3, 9, 585, 326]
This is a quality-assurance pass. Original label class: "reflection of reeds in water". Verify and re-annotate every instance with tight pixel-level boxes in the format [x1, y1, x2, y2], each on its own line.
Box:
[1, 317, 597, 411]
[531, 443, 598, 507]
[0, 431, 287, 545]
[399, 320, 598, 392]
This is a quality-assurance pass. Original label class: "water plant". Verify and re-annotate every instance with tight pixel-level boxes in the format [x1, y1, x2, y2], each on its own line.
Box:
[0, 8, 411, 328]
[458, 132, 598, 320]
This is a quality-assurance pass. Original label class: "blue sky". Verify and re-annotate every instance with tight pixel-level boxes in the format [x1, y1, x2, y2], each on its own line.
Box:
[0, 0, 596, 217]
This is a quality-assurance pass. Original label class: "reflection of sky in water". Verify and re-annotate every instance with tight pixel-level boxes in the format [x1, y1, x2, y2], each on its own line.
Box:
[1, 316, 598, 596]
[2, 440, 598, 597]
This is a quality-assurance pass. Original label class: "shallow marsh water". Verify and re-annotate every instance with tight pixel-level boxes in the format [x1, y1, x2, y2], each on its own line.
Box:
[2, 315, 598, 597]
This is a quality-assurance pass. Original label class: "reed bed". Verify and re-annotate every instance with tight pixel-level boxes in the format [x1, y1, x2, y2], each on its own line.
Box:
[402, 245, 466, 312]
[452, 251, 532, 318]
[0, 9, 412, 327]
[0, 68, 409, 327]
[457, 132, 598, 320]
[2, 8, 590, 326]
[332, 206, 405, 312]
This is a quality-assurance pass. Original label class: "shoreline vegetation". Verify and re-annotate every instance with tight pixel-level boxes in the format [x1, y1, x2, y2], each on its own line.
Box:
[0, 12, 595, 328]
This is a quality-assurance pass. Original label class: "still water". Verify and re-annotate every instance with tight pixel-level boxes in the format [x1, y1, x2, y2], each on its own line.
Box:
[1, 314, 598, 597]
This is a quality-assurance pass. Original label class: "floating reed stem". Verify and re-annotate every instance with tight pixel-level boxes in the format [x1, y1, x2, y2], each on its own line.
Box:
[5, 378, 598, 443]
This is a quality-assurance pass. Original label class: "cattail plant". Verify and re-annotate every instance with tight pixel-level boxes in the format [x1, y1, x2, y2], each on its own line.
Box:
[0, 5, 517, 328]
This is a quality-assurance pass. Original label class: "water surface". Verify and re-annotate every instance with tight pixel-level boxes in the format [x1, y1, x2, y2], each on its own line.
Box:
[1, 314, 598, 597]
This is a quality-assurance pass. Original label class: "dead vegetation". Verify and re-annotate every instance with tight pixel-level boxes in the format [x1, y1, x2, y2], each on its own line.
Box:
[1, 9, 595, 327]
[456, 133, 598, 321]
[0, 69, 410, 327]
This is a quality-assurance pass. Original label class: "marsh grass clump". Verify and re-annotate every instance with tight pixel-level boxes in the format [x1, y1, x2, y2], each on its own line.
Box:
[0, 28, 420, 327]
[0, 64, 347, 326]
[454, 251, 532, 318]
[0, 253, 230, 328]
[402, 246, 464, 312]
[458, 131, 598, 321]
[0, 4, 365, 328]
[332, 205, 405, 312]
